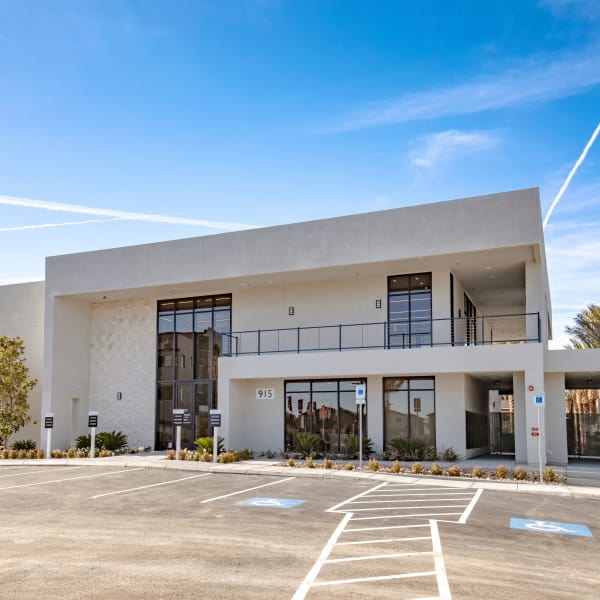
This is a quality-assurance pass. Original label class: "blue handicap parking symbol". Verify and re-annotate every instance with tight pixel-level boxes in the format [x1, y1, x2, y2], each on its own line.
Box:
[239, 497, 306, 509]
[511, 518, 593, 537]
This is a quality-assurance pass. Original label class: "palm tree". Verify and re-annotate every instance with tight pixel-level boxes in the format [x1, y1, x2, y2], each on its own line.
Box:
[566, 303, 600, 349]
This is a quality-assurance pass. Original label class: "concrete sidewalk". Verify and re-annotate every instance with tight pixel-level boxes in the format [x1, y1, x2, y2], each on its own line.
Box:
[4, 453, 600, 498]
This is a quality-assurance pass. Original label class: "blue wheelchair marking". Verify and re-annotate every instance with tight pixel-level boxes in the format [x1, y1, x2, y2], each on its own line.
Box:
[511, 518, 592, 537]
[239, 497, 306, 509]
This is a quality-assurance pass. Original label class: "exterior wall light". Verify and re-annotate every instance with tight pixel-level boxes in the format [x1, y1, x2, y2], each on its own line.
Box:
[288, 306, 295, 316]
[375, 299, 382, 309]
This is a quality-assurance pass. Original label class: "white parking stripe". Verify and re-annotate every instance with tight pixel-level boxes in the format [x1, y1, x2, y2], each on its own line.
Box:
[346, 504, 469, 512]
[430, 519, 452, 599]
[349, 494, 472, 504]
[459, 488, 483, 524]
[91, 472, 211, 499]
[291, 512, 352, 600]
[337, 536, 431, 546]
[0, 467, 82, 478]
[0, 468, 144, 490]
[311, 571, 436, 587]
[353, 492, 473, 499]
[200, 476, 295, 503]
[326, 482, 388, 512]
[345, 523, 431, 533]
[325, 551, 433, 563]
[350, 512, 464, 521]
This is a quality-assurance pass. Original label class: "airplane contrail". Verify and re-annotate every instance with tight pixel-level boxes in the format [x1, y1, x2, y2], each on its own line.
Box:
[0, 194, 258, 231]
[543, 121, 600, 228]
[0, 218, 121, 232]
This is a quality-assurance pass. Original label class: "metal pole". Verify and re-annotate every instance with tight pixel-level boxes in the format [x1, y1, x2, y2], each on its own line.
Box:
[175, 425, 181, 460]
[538, 406, 543, 483]
[90, 427, 96, 459]
[359, 405, 363, 470]
[46, 428, 51, 459]
[213, 427, 218, 463]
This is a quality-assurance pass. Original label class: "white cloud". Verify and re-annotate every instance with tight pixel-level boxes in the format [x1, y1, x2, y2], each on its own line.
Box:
[327, 48, 600, 131]
[0, 194, 258, 231]
[408, 130, 498, 169]
[545, 222, 600, 347]
[540, 0, 600, 20]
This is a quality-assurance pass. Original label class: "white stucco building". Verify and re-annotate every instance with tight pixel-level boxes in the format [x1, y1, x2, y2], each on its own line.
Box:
[2, 188, 599, 465]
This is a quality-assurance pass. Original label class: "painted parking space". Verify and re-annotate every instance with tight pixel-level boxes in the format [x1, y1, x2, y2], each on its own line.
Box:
[510, 518, 593, 537]
[293, 482, 482, 599]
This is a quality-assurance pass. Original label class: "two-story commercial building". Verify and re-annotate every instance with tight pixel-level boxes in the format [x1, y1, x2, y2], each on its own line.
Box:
[2, 188, 599, 465]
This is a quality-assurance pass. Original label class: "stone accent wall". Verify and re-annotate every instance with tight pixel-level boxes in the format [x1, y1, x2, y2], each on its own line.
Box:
[89, 298, 156, 449]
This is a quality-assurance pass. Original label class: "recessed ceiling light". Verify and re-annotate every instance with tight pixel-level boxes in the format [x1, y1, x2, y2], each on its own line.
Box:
[484, 266, 492, 270]
[489, 275, 496, 279]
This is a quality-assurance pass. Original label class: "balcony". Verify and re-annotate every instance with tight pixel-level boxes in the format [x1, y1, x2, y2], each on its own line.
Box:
[221, 312, 541, 357]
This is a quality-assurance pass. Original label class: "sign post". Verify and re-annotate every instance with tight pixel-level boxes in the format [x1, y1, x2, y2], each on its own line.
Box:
[44, 412, 54, 458]
[534, 392, 545, 483]
[173, 409, 184, 460]
[88, 411, 98, 458]
[210, 409, 222, 463]
[355, 384, 366, 470]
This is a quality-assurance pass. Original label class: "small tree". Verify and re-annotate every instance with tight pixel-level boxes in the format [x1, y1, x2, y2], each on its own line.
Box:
[0, 337, 38, 447]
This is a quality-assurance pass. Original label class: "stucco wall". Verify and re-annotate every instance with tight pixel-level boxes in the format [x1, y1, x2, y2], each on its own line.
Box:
[88, 298, 156, 449]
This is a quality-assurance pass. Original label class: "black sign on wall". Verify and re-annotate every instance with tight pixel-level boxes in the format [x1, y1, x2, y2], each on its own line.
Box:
[173, 413, 184, 426]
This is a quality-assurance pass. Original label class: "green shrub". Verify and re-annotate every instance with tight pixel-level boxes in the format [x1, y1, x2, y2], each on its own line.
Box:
[238, 448, 253, 460]
[447, 465, 460, 477]
[440, 447, 458, 462]
[343, 436, 374, 459]
[544, 466, 556, 482]
[344, 463, 355, 470]
[431, 462, 443, 475]
[514, 467, 528, 481]
[295, 433, 322, 457]
[194, 436, 224, 454]
[10, 439, 37, 451]
[76, 431, 128, 451]
[388, 438, 426, 460]
[496, 464, 508, 479]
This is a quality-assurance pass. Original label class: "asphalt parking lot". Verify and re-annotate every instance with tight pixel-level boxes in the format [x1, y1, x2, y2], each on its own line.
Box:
[1, 464, 599, 600]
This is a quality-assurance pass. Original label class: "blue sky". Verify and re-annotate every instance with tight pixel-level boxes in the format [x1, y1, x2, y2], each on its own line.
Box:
[0, 0, 599, 347]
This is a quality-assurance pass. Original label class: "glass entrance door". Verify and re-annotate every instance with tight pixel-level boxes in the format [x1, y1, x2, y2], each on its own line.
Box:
[174, 382, 211, 449]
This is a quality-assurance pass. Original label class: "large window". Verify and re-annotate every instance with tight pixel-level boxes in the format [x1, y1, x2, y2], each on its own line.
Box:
[383, 377, 435, 449]
[285, 379, 366, 454]
[388, 273, 432, 348]
[156, 295, 231, 449]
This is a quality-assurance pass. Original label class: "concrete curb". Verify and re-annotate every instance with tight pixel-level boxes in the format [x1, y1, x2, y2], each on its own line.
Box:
[2, 456, 599, 498]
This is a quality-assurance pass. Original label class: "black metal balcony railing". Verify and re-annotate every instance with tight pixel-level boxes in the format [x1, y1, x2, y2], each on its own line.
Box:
[220, 312, 541, 357]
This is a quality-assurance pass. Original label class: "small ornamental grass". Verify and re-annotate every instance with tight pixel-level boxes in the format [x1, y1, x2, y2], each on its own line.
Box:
[411, 461, 423, 474]
[430, 462, 443, 476]
[471, 466, 483, 478]
[368, 458, 380, 471]
[447, 465, 461, 477]
[544, 466, 556, 482]
[391, 460, 401, 474]
[496, 464, 508, 479]
[287, 456, 296, 467]
[323, 458, 333, 469]
[514, 467, 528, 481]
[344, 463, 355, 470]
[305, 456, 315, 469]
